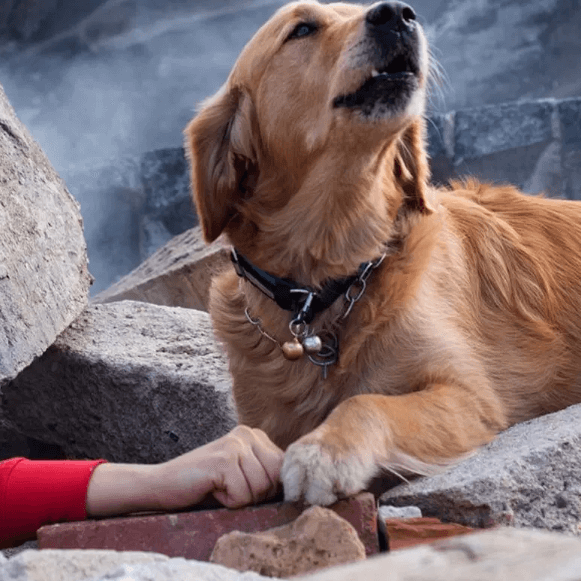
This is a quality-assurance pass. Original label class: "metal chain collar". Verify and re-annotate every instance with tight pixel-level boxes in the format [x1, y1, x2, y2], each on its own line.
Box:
[244, 250, 387, 379]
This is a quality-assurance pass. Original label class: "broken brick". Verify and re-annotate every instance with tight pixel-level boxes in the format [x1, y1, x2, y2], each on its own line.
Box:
[385, 517, 476, 550]
[37, 492, 378, 560]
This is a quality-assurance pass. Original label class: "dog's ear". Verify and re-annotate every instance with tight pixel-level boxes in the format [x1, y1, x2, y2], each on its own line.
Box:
[185, 86, 258, 242]
[394, 120, 435, 214]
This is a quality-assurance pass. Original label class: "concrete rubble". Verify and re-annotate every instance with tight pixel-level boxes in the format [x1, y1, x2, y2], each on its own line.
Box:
[299, 528, 581, 581]
[381, 402, 581, 533]
[2, 301, 235, 463]
[0, 83, 91, 388]
[2, 38, 581, 578]
[94, 227, 229, 312]
[5, 528, 581, 580]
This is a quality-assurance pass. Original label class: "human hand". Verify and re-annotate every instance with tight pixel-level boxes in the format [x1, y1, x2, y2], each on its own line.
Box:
[86, 425, 283, 517]
[158, 425, 284, 510]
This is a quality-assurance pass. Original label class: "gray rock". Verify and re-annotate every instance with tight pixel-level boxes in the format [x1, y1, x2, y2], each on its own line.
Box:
[454, 100, 555, 163]
[0, 549, 272, 581]
[427, 0, 581, 111]
[0, 549, 168, 581]
[380, 403, 581, 533]
[0, 82, 91, 387]
[0, 403, 66, 460]
[94, 227, 230, 312]
[2, 301, 235, 463]
[300, 528, 581, 581]
[559, 98, 581, 201]
[86, 560, 272, 581]
[378, 505, 422, 520]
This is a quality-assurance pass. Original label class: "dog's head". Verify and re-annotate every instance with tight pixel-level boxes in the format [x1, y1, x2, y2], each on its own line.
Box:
[186, 1, 434, 271]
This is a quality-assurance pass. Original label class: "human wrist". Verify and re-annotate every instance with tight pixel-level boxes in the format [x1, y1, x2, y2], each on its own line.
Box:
[86, 463, 163, 517]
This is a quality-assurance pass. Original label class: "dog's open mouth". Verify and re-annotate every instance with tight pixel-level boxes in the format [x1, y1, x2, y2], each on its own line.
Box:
[333, 52, 419, 113]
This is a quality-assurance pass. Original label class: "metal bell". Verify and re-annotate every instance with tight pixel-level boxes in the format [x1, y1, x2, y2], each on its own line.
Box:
[282, 338, 304, 360]
[302, 334, 323, 355]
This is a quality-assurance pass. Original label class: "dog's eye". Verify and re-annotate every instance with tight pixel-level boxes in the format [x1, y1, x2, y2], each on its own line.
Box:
[286, 22, 318, 41]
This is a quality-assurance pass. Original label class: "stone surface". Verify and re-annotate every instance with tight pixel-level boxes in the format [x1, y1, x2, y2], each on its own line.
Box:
[210, 506, 366, 577]
[2, 301, 235, 463]
[84, 559, 271, 581]
[298, 528, 581, 581]
[383, 517, 475, 551]
[453, 100, 555, 162]
[426, 0, 581, 111]
[378, 505, 422, 520]
[0, 549, 271, 581]
[559, 98, 581, 201]
[380, 403, 581, 533]
[94, 227, 229, 312]
[0, 549, 168, 581]
[0, 82, 91, 387]
[37, 493, 378, 561]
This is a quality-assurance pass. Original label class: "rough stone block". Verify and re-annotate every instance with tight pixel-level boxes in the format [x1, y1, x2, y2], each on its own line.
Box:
[454, 100, 555, 162]
[210, 506, 366, 577]
[0, 549, 168, 581]
[94, 227, 230, 312]
[0, 549, 271, 581]
[558, 99, 581, 200]
[458, 140, 558, 193]
[298, 528, 581, 581]
[2, 301, 235, 463]
[37, 493, 378, 561]
[0, 83, 91, 387]
[380, 403, 581, 532]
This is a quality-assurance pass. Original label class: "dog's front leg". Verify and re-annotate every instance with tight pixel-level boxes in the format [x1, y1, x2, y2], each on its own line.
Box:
[281, 385, 506, 505]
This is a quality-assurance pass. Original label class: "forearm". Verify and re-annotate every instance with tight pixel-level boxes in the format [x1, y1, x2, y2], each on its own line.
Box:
[86, 454, 215, 517]
[85, 463, 162, 517]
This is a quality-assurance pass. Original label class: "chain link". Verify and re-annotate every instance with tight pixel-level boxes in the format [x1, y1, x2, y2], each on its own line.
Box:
[245, 250, 386, 377]
[341, 252, 386, 320]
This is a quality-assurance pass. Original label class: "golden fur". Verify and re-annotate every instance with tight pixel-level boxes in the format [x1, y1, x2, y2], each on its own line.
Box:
[185, 1, 581, 505]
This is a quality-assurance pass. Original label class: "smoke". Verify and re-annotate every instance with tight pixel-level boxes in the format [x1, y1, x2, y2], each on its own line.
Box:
[0, 0, 288, 292]
[1, 0, 579, 293]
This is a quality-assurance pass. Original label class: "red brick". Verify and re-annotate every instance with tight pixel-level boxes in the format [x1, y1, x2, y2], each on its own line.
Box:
[37, 493, 378, 560]
[385, 517, 476, 550]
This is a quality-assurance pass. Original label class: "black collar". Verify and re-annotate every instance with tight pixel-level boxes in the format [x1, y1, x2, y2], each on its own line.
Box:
[230, 248, 376, 325]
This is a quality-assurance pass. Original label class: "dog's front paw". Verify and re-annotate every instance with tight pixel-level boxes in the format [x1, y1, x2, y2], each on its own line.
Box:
[281, 431, 377, 506]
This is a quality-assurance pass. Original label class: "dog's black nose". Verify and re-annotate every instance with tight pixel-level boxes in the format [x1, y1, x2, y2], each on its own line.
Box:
[366, 2, 416, 31]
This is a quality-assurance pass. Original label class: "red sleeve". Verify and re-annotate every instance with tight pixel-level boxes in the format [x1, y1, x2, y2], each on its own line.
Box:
[0, 457, 107, 548]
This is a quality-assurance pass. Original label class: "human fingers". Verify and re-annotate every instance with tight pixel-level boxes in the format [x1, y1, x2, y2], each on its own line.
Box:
[213, 426, 282, 507]
[247, 428, 284, 493]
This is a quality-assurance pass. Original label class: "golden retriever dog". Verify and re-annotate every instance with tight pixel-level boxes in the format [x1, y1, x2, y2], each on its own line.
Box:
[185, 0, 581, 505]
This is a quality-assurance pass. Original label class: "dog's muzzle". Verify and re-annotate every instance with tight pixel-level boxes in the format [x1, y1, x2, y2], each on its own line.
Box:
[333, 1, 421, 115]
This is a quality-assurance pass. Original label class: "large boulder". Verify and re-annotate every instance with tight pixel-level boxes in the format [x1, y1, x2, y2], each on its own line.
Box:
[0, 548, 271, 581]
[300, 528, 581, 581]
[0, 82, 91, 388]
[380, 402, 581, 533]
[2, 301, 235, 463]
[94, 227, 229, 311]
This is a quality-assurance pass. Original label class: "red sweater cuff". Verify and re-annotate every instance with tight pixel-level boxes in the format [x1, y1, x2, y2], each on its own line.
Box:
[0, 458, 107, 547]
